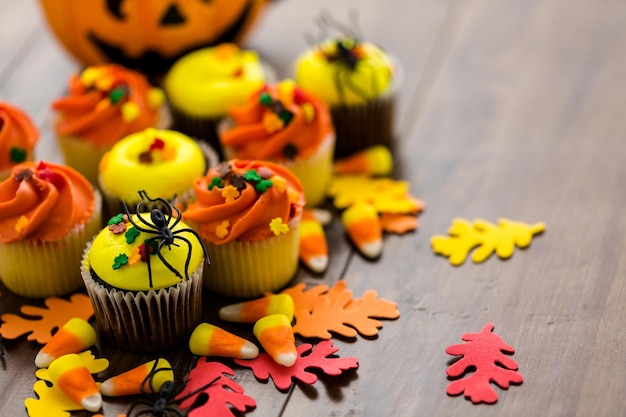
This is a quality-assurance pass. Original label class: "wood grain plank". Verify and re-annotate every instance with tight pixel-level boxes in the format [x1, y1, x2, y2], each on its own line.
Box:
[280, 0, 626, 416]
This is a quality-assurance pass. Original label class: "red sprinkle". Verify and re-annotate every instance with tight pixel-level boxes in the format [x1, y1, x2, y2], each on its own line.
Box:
[150, 138, 165, 151]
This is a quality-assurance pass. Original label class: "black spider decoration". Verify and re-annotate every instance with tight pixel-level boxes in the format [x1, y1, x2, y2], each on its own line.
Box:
[125, 359, 219, 417]
[306, 10, 384, 103]
[121, 190, 210, 288]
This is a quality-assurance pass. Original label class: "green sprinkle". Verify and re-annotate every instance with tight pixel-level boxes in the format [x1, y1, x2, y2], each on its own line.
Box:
[112, 254, 128, 270]
[9, 147, 26, 163]
[244, 170, 261, 182]
[208, 176, 224, 191]
[255, 179, 274, 192]
[109, 88, 126, 104]
[125, 227, 140, 244]
[259, 92, 272, 106]
[107, 213, 124, 226]
[278, 110, 293, 125]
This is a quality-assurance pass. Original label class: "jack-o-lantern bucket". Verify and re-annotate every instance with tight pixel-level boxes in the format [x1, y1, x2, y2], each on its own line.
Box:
[38, 0, 268, 75]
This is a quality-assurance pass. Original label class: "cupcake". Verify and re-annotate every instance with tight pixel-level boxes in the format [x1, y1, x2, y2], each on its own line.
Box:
[220, 80, 335, 207]
[183, 159, 305, 298]
[80, 192, 208, 351]
[98, 128, 212, 214]
[0, 161, 101, 298]
[52, 64, 167, 185]
[295, 37, 397, 158]
[164, 43, 269, 156]
[0, 102, 38, 180]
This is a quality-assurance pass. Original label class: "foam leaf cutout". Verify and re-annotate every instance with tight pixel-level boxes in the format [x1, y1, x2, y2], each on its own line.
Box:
[177, 360, 255, 417]
[431, 218, 545, 265]
[235, 340, 358, 391]
[327, 175, 424, 214]
[282, 281, 399, 339]
[446, 323, 523, 404]
[25, 350, 108, 417]
[0, 293, 94, 343]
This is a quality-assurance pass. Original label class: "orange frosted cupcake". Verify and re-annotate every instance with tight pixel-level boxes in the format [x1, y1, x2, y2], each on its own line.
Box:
[52, 64, 166, 185]
[0, 102, 38, 180]
[0, 161, 101, 298]
[220, 80, 335, 207]
[183, 159, 305, 297]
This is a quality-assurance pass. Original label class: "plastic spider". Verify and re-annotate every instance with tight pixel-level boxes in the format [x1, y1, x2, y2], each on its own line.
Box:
[121, 190, 210, 288]
[307, 11, 384, 103]
[125, 360, 219, 417]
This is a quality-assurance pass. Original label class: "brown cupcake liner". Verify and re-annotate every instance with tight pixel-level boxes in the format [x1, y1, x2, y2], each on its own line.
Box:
[0, 190, 102, 298]
[170, 109, 225, 159]
[331, 92, 396, 159]
[80, 243, 204, 351]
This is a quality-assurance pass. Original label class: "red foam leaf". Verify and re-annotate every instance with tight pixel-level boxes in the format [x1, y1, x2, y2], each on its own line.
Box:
[177, 360, 256, 417]
[445, 323, 523, 404]
[235, 340, 358, 391]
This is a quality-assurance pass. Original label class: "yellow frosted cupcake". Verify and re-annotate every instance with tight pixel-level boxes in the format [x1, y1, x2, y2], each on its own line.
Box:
[0, 161, 101, 298]
[98, 128, 211, 214]
[0, 102, 39, 181]
[52, 64, 167, 186]
[220, 80, 335, 207]
[183, 159, 305, 297]
[81, 191, 208, 351]
[164, 43, 269, 156]
[295, 37, 397, 158]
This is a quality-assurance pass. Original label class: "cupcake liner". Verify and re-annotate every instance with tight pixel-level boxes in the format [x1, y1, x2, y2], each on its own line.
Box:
[0, 191, 102, 298]
[283, 133, 335, 207]
[201, 218, 301, 298]
[170, 109, 224, 159]
[80, 243, 204, 351]
[331, 91, 396, 159]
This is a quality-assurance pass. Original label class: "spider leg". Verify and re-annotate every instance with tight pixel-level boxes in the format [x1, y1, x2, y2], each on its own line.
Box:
[125, 399, 152, 417]
[175, 375, 220, 405]
[156, 241, 184, 279]
[173, 235, 194, 279]
[334, 67, 346, 103]
[141, 358, 161, 395]
[135, 209, 159, 231]
[145, 236, 158, 287]
[174, 228, 211, 266]
[342, 66, 372, 101]
[169, 203, 183, 229]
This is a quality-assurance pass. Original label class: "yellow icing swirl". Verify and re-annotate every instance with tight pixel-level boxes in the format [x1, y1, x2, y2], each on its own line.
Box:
[99, 129, 206, 203]
[295, 38, 394, 105]
[87, 213, 204, 291]
[164, 43, 267, 117]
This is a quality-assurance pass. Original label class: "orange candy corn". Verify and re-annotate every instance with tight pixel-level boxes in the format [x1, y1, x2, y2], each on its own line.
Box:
[341, 202, 383, 259]
[219, 294, 295, 323]
[299, 210, 329, 273]
[253, 314, 297, 367]
[100, 358, 173, 397]
[189, 323, 259, 359]
[35, 318, 97, 368]
[48, 353, 102, 412]
[334, 145, 393, 176]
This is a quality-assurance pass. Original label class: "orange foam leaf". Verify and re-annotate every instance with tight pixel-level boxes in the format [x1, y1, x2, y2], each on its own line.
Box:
[380, 212, 419, 234]
[0, 293, 94, 344]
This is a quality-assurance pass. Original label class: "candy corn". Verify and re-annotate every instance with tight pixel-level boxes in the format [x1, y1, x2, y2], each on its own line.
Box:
[334, 145, 393, 176]
[100, 358, 173, 397]
[219, 294, 295, 323]
[299, 210, 329, 273]
[341, 202, 383, 259]
[35, 318, 97, 368]
[189, 323, 259, 359]
[48, 353, 102, 412]
[253, 314, 297, 367]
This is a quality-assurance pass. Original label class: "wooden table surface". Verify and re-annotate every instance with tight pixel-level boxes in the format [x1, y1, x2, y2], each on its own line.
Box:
[2, 1, 626, 416]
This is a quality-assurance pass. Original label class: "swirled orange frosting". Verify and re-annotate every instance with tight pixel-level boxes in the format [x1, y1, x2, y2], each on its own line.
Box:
[183, 160, 304, 244]
[0, 102, 38, 172]
[220, 80, 334, 162]
[52, 64, 163, 146]
[0, 161, 95, 243]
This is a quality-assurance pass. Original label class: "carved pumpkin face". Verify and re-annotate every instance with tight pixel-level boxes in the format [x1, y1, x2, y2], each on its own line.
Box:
[39, 0, 267, 75]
